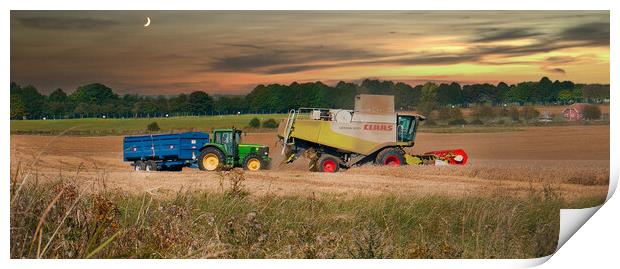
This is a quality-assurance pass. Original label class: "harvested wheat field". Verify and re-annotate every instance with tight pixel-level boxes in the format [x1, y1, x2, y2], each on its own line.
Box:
[10, 125, 609, 203]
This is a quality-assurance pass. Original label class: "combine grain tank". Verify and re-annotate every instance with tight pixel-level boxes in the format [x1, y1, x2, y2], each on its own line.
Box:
[277, 94, 467, 172]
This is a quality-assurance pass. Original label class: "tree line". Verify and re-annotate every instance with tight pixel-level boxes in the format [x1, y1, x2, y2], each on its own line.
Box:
[10, 77, 610, 120]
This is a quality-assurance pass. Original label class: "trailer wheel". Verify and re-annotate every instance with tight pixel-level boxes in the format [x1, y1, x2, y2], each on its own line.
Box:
[134, 161, 146, 171]
[317, 154, 340, 173]
[145, 160, 158, 172]
[198, 147, 225, 171]
[376, 148, 405, 167]
[243, 154, 264, 171]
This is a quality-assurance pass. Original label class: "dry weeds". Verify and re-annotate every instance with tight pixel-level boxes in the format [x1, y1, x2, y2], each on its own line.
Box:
[12, 171, 598, 259]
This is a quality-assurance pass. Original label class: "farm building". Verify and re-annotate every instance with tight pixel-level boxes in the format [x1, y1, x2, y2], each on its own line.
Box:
[562, 103, 588, 121]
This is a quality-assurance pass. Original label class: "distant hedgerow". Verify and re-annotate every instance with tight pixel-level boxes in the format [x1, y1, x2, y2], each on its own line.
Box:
[469, 119, 484, 125]
[448, 118, 467, 125]
[582, 105, 601, 120]
[262, 118, 279, 129]
[249, 118, 261, 128]
[147, 122, 160, 132]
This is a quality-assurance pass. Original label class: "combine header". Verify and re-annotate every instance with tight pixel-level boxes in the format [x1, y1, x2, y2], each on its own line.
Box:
[277, 94, 467, 172]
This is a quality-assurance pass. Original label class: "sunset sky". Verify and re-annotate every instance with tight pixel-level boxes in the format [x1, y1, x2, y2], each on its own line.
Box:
[10, 11, 609, 95]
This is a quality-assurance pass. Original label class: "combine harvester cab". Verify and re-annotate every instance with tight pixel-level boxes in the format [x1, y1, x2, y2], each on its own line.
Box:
[277, 94, 467, 172]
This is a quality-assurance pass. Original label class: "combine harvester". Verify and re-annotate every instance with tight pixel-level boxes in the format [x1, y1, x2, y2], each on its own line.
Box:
[277, 94, 467, 172]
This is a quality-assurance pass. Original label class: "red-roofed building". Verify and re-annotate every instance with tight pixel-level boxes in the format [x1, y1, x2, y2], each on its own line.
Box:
[562, 103, 588, 121]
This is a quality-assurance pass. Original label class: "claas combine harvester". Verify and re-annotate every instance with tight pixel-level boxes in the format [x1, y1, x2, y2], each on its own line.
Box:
[277, 94, 468, 172]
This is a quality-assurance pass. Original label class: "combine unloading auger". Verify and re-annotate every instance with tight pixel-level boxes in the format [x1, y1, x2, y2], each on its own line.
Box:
[277, 94, 469, 172]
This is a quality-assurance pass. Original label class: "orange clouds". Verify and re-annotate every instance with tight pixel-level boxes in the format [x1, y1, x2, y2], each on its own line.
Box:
[11, 11, 609, 95]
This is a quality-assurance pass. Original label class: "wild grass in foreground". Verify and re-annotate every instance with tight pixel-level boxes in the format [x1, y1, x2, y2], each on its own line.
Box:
[10, 170, 602, 259]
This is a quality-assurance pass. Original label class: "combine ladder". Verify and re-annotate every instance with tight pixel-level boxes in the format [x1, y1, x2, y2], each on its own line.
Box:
[281, 109, 297, 155]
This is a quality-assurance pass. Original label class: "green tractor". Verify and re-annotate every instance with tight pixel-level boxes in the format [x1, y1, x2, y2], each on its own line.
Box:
[198, 128, 271, 171]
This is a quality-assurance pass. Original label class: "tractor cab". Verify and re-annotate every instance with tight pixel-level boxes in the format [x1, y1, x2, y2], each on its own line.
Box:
[396, 113, 425, 142]
[212, 128, 241, 156]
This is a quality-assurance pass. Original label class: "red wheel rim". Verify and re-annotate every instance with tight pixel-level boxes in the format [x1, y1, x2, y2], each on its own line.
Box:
[384, 155, 401, 166]
[322, 159, 337, 172]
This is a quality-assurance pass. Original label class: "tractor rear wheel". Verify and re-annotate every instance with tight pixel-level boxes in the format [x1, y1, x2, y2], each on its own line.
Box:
[243, 154, 265, 171]
[375, 148, 405, 167]
[198, 147, 225, 171]
[317, 154, 340, 173]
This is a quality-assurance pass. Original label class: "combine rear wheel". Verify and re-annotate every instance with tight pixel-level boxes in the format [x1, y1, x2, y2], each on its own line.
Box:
[316, 154, 340, 173]
[375, 148, 405, 167]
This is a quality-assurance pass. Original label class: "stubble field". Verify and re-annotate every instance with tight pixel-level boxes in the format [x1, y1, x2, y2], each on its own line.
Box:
[10, 125, 609, 201]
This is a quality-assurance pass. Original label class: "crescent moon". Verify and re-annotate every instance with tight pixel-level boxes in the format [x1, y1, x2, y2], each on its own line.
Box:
[144, 17, 151, 27]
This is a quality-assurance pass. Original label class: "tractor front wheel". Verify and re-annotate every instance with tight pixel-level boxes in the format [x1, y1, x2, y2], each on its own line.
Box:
[317, 154, 340, 173]
[375, 148, 405, 167]
[243, 154, 265, 171]
[198, 147, 225, 171]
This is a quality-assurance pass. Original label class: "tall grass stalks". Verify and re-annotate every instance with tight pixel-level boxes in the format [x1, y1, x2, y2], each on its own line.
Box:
[10, 168, 602, 259]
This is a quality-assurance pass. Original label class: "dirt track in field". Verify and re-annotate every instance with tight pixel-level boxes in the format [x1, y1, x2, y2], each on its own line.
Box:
[10, 125, 610, 201]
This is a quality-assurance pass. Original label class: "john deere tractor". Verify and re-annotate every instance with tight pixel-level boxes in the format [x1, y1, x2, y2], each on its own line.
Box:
[198, 128, 271, 171]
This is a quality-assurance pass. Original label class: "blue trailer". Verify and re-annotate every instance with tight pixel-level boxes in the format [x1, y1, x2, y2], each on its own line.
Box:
[123, 132, 210, 171]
